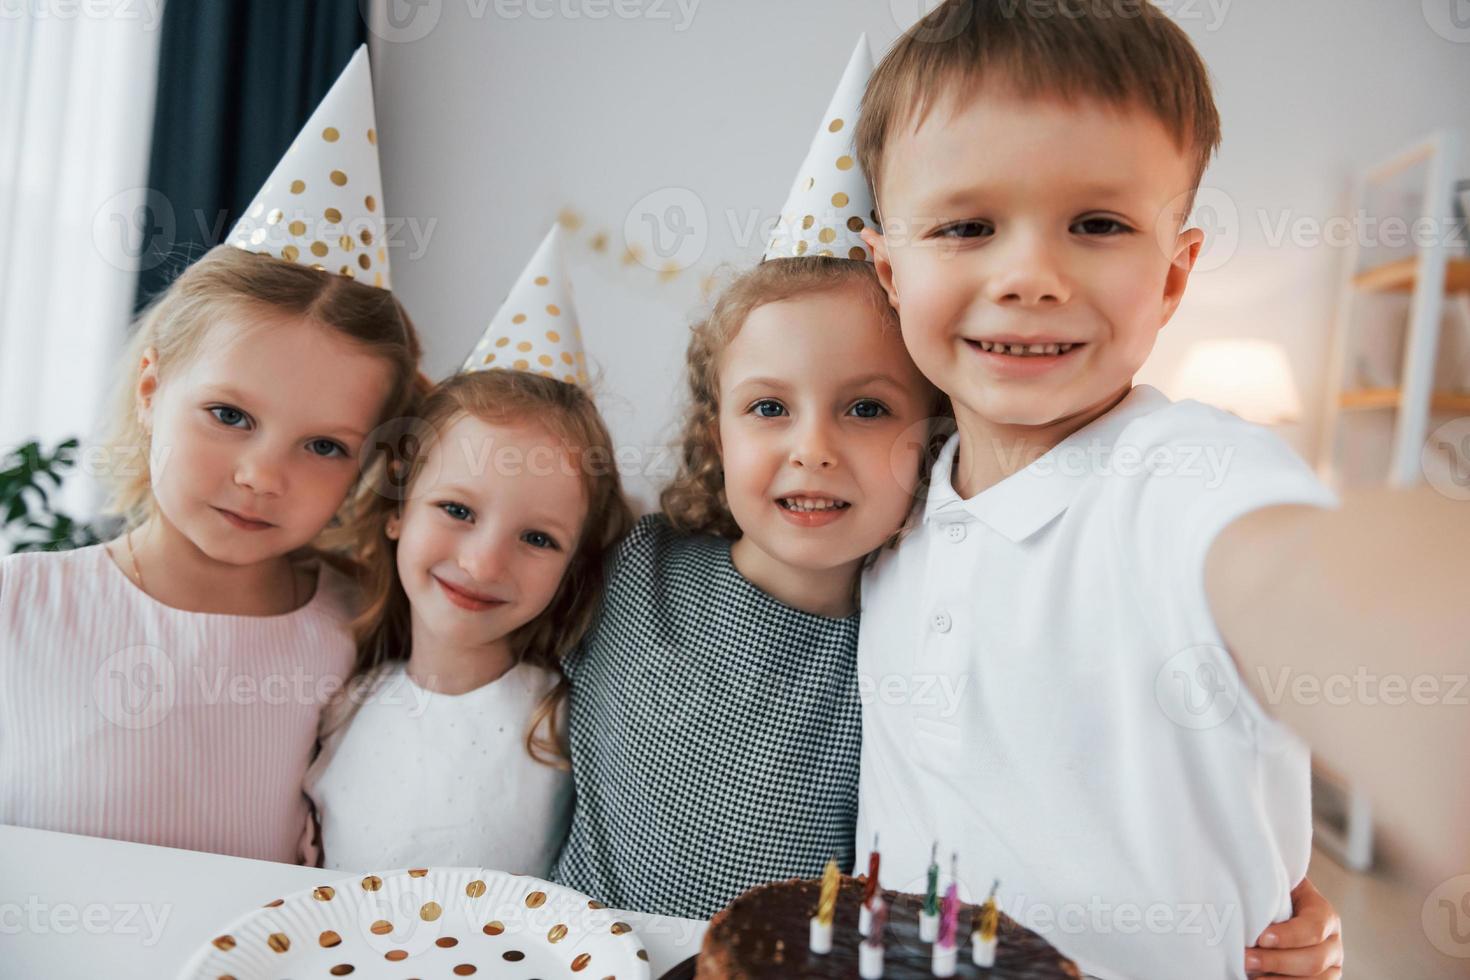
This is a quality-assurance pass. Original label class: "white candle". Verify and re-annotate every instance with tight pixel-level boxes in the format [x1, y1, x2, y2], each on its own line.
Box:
[808, 916, 832, 955]
[971, 931, 997, 967]
[919, 909, 940, 943]
[931, 941, 957, 977]
[859, 940, 885, 978]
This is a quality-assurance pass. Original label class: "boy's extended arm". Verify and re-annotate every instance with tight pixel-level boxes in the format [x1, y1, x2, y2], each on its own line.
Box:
[1205, 486, 1469, 882]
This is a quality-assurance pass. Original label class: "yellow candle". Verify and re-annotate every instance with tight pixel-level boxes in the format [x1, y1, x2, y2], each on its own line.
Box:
[817, 858, 839, 927]
[979, 883, 1000, 943]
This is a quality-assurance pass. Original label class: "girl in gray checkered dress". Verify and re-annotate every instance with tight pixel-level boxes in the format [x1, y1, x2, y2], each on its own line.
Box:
[550, 257, 947, 918]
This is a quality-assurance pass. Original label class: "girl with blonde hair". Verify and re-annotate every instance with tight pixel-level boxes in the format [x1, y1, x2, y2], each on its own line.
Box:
[0, 244, 424, 862]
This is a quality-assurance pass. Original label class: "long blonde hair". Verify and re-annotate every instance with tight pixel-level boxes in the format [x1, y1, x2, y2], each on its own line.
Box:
[95, 245, 427, 547]
[338, 369, 634, 767]
[660, 256, 950, 544]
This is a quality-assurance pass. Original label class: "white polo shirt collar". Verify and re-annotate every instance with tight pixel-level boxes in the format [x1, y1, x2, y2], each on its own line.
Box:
[922, 384, 1173, 543]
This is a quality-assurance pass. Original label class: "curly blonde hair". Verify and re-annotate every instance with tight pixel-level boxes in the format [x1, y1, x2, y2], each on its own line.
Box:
[335, 369, 634, 768]
[660, 256, 950, 543]
[94, 245, 427, 543]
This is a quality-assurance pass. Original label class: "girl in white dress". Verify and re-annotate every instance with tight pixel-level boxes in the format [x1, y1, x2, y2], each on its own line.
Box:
[304, 367, 632, 875]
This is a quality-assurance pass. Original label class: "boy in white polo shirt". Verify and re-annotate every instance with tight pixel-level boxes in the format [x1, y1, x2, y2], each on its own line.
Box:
[850, 2, 1467, 978]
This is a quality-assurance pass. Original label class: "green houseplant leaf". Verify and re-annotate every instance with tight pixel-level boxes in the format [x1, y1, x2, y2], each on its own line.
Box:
[1, 439, 106, 554]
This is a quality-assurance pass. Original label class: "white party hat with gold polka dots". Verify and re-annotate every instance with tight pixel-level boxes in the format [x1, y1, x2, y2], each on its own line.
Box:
[461, 224, 588, 385]
[764, 35, 879, 262]
[226, 46, 391, 289]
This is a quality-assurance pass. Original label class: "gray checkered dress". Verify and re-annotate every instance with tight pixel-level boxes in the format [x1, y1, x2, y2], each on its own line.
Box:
[549, 514, 862, 919]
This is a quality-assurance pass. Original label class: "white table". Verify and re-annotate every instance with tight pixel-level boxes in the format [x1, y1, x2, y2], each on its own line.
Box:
[0, 824, 706, 978]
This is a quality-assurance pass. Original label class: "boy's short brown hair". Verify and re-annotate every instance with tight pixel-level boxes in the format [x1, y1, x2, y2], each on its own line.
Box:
[857, 0, 1222, 212]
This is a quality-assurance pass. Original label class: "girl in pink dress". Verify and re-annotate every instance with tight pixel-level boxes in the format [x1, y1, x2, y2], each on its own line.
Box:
[0, 243, 423, 862]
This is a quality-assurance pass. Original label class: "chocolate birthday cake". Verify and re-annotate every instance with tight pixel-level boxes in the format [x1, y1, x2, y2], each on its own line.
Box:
[694, 875, 1078, 979]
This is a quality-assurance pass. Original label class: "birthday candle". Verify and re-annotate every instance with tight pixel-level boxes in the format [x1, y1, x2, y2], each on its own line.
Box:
[931, 854, 960, 977]
[865, 898, 888, 948]
[863, 832, 881, 906]
[924, 842, 940, 916]
[972, 879, 1001, 968]
[938, 863, 959, 947]
[860, 833, 881, 936]
[918, 841, 941, 943]
[859, 896, 887, 979]
[817, 858, 839, 927]
[809, 857, 839, 955]
[979, 880, 1000, 942]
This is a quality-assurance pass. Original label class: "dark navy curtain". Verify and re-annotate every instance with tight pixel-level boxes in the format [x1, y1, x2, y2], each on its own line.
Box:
[134, 1, 367, 309]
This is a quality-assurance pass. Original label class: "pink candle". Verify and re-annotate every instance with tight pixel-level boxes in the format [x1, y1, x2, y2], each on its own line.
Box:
[938, 853, 960, 948]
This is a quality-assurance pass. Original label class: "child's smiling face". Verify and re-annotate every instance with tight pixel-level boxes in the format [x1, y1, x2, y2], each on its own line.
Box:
[387, 413, 586, 650]
[715, 283, 936, 578]
[866, 86, 1204, 433]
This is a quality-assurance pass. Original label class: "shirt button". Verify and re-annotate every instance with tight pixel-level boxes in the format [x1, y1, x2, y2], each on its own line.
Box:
[945, 523, 967, 543]
[930, 610, 952, 634]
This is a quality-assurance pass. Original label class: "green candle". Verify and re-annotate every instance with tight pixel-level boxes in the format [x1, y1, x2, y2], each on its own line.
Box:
[924, 841, 939, 916]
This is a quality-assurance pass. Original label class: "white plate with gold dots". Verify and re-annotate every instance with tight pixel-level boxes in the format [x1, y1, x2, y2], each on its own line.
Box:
[176, 867, 651, 979]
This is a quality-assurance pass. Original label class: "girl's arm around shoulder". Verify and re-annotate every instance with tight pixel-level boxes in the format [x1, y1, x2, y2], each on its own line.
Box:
[610, 512, 678, 569]
[563, 513, 688, 680]
[589, 512, 690, 619]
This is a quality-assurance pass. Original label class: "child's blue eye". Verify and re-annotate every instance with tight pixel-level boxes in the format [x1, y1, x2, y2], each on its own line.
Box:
[1073, 217, 1132, 236]
[750, 399, 787, 418]
[522, 530, 559, 551]
[308, 439, 348, 458]
[210, 407, 346, 458]
[437, 502, 473, 522]
[937, 220, 992, 239]
[849, 399, 889, 419]
[210, 406, 250, 429]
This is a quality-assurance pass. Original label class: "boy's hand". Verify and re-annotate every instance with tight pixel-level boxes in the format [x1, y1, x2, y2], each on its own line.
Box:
[1244, 877, 1343, 978]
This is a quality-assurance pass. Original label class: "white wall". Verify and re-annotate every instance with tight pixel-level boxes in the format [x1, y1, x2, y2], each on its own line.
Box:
[368, 0, 1470, 507]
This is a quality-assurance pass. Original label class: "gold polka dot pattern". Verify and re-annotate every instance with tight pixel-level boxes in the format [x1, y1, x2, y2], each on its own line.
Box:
[186, 868, 651, 978]
[764, 36, 879, 264]
[226, 47, 392, 290]
[461, 224, 590, 386]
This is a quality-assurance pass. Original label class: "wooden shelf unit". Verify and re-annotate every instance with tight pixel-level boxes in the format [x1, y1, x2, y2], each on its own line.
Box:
[1352, 257, 1470, 294]
[1338, 388, 1470, 413]
[1318, 130, 1468, 487]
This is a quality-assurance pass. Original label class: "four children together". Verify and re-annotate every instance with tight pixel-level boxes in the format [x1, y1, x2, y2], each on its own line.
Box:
[1, 3, 1367, 977]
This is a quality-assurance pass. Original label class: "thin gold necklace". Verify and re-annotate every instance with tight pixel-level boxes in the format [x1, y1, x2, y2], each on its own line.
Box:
[125, 526, 299, 611]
